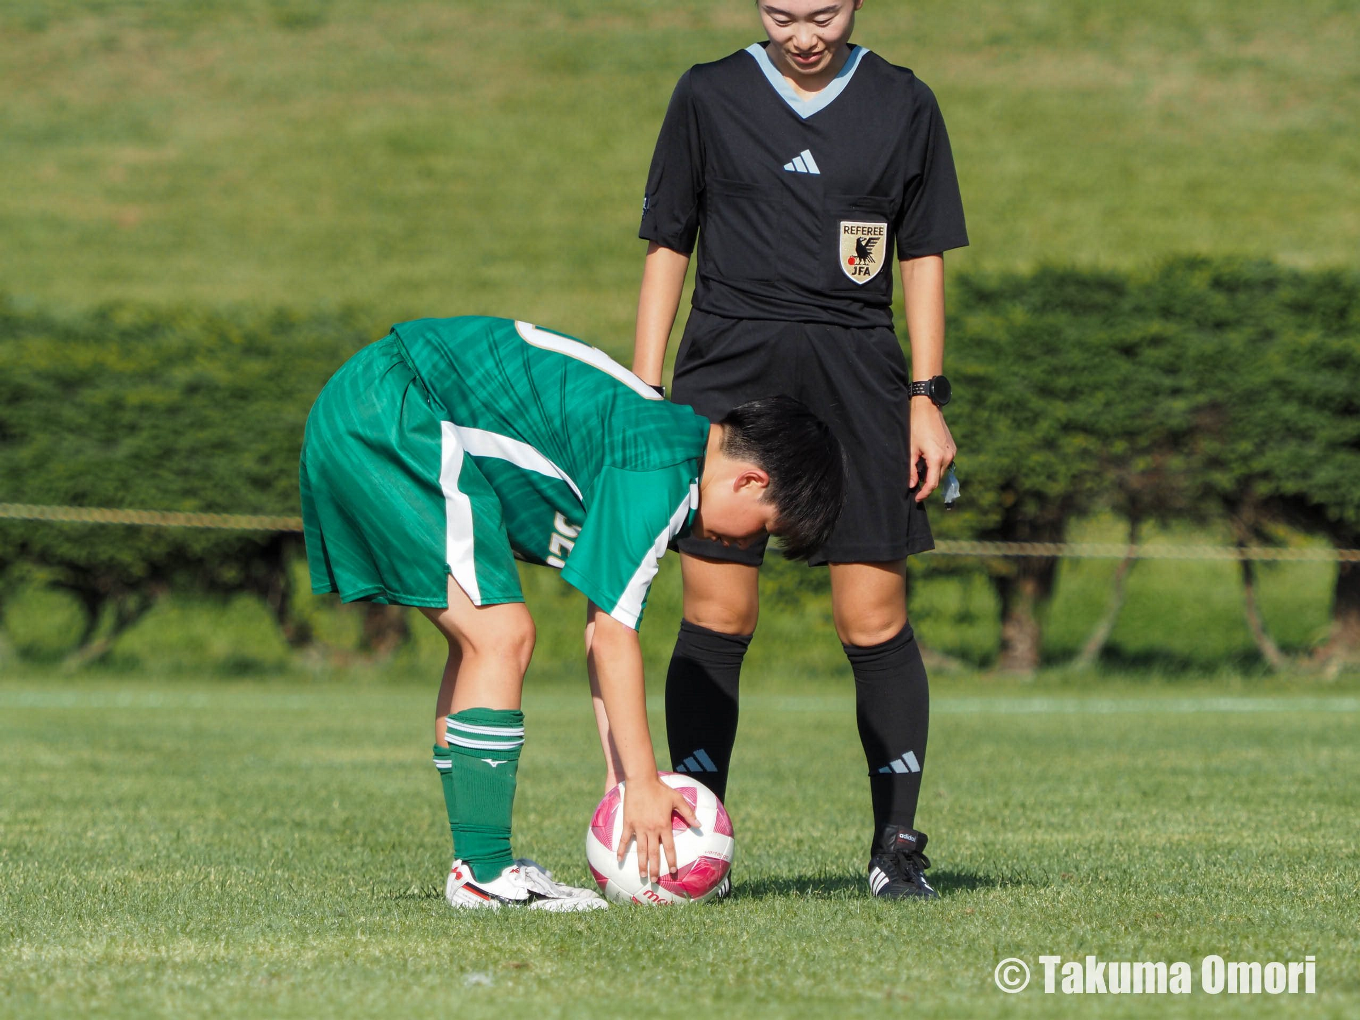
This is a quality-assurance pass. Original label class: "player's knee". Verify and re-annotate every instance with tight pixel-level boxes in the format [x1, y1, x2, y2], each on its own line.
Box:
[835, 611, 908, 648]
[685, 599, 759, 636]
[501, 618, 536, 674]
[465, 612, 535, 673]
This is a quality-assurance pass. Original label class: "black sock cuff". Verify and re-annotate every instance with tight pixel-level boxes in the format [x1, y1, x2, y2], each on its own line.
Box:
[677, 618, 754, 658]
[842, 622, 916, 664]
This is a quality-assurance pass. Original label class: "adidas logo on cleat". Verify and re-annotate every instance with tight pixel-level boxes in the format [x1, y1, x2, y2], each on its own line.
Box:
[869, 865, 891, 896]
[782, 149, 821, 174]
[875, 750, 921, 775]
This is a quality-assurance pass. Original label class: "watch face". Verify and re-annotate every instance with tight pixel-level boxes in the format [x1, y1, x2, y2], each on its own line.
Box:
[932, 375, 952, 406]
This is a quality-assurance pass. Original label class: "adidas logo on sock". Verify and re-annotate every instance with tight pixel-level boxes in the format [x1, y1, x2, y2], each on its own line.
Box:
[876, 751, 921, 775]
[782, 149, 820, 174]
[675, 749, 718, 773]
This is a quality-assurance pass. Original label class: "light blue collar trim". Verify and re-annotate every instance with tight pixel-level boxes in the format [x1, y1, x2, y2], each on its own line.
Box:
[745, 42, 868, 119]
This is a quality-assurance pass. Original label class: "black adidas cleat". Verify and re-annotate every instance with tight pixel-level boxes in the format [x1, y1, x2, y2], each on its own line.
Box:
[713, 874, 731, 900]
[868, 825, 938, 900]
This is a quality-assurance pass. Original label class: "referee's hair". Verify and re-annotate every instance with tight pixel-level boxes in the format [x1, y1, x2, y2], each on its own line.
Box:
[719, 396, 846, 560]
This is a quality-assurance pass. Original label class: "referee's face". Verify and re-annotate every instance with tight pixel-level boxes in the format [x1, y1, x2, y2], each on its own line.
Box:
[757, 1, 862, 83]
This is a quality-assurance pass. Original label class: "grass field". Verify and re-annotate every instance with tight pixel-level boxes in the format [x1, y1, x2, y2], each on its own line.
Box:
[3, 0, 1357, 348]
[4, 4, 1356, 1014]
[2, 674, 1357, 1018]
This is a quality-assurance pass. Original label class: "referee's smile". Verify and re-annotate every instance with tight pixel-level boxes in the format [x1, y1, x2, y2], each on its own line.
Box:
[758, 0, 863, 88]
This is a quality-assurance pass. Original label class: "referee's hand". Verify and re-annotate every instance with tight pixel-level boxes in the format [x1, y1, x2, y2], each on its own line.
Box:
[910, 400, 956, 502]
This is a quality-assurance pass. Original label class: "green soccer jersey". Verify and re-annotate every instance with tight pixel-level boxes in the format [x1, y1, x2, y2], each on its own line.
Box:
[392, 316, 710, 629]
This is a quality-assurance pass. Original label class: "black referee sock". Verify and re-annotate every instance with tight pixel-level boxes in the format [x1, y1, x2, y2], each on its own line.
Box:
[665, 619, 752, 802]
[844, 623, 930, 836]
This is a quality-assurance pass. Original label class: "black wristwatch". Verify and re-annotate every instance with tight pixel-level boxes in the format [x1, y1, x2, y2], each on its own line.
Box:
[909, 375, 951, 408]
[651, 384, 667, 399]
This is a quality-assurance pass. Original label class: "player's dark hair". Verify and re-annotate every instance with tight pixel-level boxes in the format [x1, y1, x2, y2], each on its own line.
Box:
[719, 396, 846, 560]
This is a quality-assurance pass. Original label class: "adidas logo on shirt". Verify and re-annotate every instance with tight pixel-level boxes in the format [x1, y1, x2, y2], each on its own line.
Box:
[876, 750, 921, 775]
[675, 748, 718, 774]
[782, 149, 821, 174]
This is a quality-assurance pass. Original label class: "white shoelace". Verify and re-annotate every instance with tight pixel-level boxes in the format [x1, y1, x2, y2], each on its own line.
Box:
[513, 858, 596, 899]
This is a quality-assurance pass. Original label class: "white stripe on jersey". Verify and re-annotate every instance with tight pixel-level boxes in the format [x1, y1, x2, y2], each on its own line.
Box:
[609, 481, 698, 629]
[454, 425, 583, 501]
[439, 422, 483, 605]
[515, 320, 661, 401]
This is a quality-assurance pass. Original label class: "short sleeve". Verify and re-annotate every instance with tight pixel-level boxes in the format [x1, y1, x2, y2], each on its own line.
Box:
[638, 71, 703, 255]
[895, 86, 969, 259]
[560, 464, 699, 630]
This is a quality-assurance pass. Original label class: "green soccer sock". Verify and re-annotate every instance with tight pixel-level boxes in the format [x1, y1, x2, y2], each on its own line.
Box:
[432, 744, 457, 849]
[443, 707, 524, 883]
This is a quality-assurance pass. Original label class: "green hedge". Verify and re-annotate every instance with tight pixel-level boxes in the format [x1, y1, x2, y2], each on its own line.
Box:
[938, 257, 1359, 667]
[1, 258, 1356, 668]
[0, 302, 377, 655]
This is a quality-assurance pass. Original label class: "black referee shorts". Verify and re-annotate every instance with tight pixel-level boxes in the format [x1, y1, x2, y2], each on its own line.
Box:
[672, 309, 934, 567]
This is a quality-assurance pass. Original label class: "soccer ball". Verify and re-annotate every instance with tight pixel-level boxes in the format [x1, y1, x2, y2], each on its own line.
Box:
[585, 772, 734, 905]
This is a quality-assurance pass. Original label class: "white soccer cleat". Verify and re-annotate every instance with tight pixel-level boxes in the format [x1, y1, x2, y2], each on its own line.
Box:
[445, 859, 532, 909]
[444, 859, 606, 911]
[514, 858, 608, 911]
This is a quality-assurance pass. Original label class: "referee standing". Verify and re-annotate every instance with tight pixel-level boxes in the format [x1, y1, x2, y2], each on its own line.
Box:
[633, 0, 967, 899]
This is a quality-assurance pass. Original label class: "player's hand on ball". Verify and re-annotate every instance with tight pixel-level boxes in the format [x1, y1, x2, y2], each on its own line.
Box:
[910, 401, 956, 502]
[619, 774, 700, 882]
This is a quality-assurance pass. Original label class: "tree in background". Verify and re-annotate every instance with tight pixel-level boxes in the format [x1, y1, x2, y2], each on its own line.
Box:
[943, 268, 1115, 671]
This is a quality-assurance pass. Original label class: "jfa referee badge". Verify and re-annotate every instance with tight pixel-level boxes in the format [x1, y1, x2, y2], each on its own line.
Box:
[839, 221, 888, 284]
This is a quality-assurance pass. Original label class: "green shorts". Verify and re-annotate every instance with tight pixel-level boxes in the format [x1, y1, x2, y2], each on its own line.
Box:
[299, 337, 523, 608]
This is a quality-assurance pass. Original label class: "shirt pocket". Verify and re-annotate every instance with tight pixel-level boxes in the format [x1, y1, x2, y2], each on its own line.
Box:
[699, 177, 779, 282]
[824, 193, 895, 296]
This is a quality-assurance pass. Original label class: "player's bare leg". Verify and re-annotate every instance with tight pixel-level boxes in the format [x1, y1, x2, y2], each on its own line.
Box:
[828, 561, 907, 646]
[680, 554, 761, 636]
[420, 575, 533, 727]
[830, 560, 937, 899]
[421, 577, 603, 910]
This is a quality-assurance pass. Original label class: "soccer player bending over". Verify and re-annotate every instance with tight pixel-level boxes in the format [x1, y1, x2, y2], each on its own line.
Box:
[300, 316, 844, 910]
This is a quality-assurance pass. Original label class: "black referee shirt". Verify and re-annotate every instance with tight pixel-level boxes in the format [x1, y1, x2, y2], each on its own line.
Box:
[640, 44, 968, 329]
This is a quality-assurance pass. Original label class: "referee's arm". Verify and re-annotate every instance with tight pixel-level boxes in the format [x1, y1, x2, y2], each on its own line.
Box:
[901, 253, 956, 501]
[633, 242, 690, 389]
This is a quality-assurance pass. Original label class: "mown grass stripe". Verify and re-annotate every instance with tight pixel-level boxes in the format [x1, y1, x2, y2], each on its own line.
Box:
[1, 689, 1356, 714]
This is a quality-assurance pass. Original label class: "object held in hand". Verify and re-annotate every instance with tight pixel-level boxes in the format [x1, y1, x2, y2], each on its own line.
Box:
[942, 466, 960, 509]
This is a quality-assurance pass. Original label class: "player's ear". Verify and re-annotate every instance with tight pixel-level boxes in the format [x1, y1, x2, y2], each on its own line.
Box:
[734, 467, 770, 494]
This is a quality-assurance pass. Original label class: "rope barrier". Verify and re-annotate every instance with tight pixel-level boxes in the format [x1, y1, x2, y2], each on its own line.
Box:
[2, 503, 1357, 561]
[932, 541, 1360, 563]
[0, 503, 304, 533]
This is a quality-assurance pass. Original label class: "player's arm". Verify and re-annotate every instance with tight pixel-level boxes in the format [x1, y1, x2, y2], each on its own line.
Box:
[586, 602, 698, 882]
[901, 253, 957, 501]
[583, 605, 625, 790]
[632, 242, 691, 388]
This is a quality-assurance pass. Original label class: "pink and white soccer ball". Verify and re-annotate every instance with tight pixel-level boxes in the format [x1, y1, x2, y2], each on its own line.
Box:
[585, 772, 734, 905]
